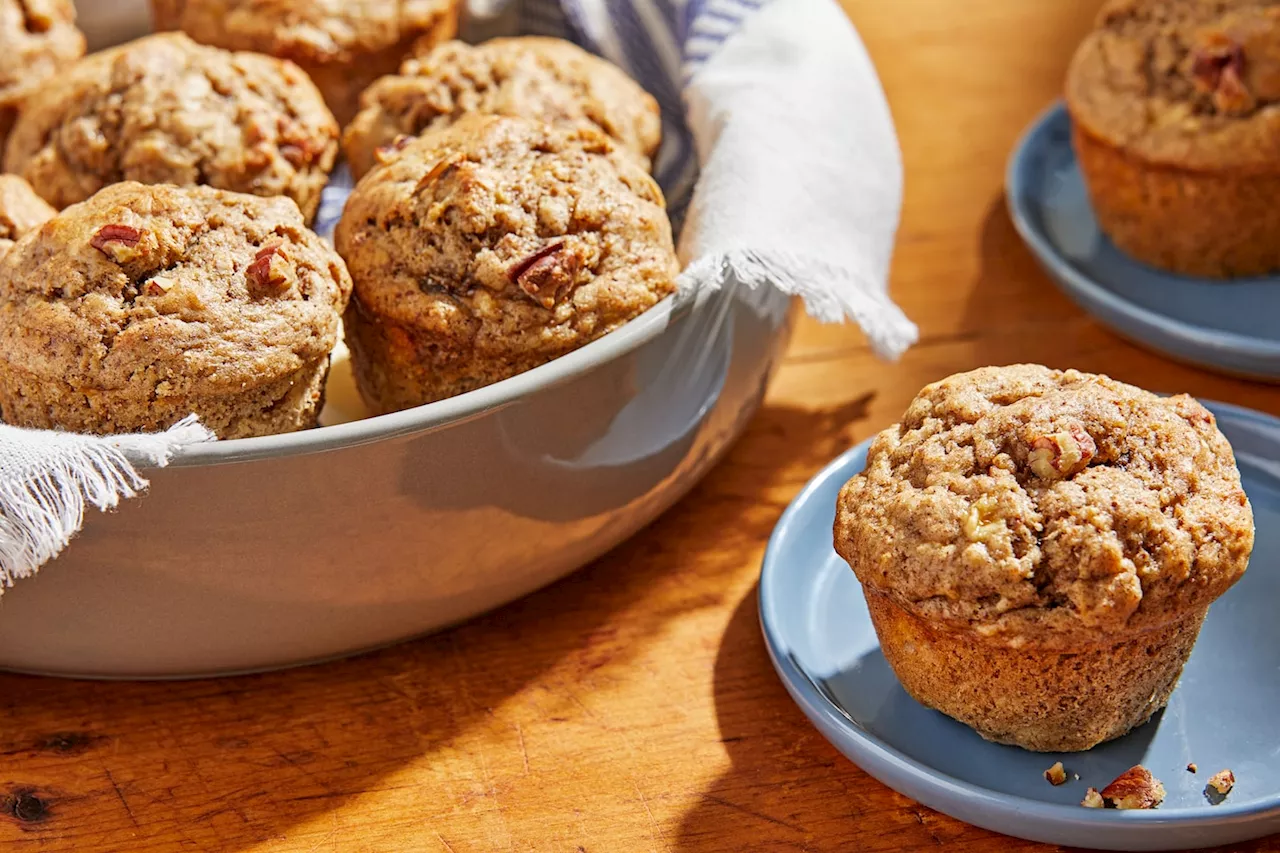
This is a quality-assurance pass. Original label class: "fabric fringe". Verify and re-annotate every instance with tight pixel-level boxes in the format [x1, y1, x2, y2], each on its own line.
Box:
[0, 415, 214, 588]
[678, 250, 920, 361]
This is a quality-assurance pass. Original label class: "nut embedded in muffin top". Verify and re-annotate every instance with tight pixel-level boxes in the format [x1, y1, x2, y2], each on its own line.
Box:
[834, 365, 1254, 648]
[0, 181, 352, 403]
[344, 37, 662, 179]
[2, 32, 339, 220]
[1067, 0, 1280, 168]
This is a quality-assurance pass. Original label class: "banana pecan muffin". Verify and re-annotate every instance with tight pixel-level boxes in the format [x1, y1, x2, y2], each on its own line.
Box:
[0, 175, 54, 258]
[0, 182, 353, 438]
[3, 33, 338, 222]
[152, 0, 460, 125]
[1067, 0, 1280, 277]
[0, 0, 84, 152]
[335, 114, 678, 414]
[344, 37, 662, 179]
[834, 365, 1254, 752]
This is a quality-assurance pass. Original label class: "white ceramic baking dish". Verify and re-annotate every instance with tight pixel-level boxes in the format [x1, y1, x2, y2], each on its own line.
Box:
[0, 1, 794, 677]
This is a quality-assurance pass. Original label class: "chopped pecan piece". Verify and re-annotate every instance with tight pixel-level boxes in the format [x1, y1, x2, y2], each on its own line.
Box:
[1187, 763, 1198, 773]
[415, 154, 462, 193]
[1100, 765, 1166, 810]
[144, 275, 175, 297]
[1028, 425, 1096, 480]
[1043, 761, 1067, 786]
[90, 224, 143, 263]
[508, 241, 580, 309]
[374, 134, 414, 165]
[1206, 769, 1235, 797]
[1191, 36, 1255, 114]
[246, 242, 292, 295]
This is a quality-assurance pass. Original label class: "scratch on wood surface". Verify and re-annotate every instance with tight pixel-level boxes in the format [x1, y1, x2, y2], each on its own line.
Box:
[632, 781, 667, 851]
[513, 722, 530, 775]
[104, 770, 138, 829]
[698, 793, 803, 834]
[436, 832, 457, 852]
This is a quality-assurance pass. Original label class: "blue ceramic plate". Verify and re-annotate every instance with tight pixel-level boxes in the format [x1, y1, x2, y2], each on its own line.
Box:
[1006, 102, 1280, 381]
[759, 401, 1280, 851]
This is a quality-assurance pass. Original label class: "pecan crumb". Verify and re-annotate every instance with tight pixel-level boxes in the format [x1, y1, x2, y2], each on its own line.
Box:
[1187, 763, 1198, 773]
[1028, 425, 1096, 479]
[246, 242, 292, 294]
[90, 224, 143, 263]
[1044, 761, 1067, 786]
[415, 154, 462, 192]
[1207, 769, 1235, 797]
[144, 275, 175, 297]
[374, 134, 414, 164]
[508, 240, 579, 309]
[1081, 787, 1105, 808]
[1100, 765, 1166, 810]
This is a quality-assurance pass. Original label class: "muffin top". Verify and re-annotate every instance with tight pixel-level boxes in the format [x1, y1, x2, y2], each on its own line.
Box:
[0, 174, 54, 257]
[0, 0, 84, 108]
[335, 114, 677, 380]
[3, 32, 338, 219]
[834, 365, 1254, 648]
[344, 37, 662, 178]
[0, 181, 351, 399]
[1067, 0, 1280, 169]
[153, 0, 457, 65]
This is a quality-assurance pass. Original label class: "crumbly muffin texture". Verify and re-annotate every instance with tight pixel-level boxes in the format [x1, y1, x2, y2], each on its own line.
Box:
[835, 365, 1254, 648]
[344, 37, 662, 179]
[1067, 0, 1280, 169]
[335, 114, 677, 413]
[3, 33, 338, 220]
[0, 174, 54, 257]
[0, 0, 84, 147]
[151, 0, 459, 124]
[0, 182, 352, 438]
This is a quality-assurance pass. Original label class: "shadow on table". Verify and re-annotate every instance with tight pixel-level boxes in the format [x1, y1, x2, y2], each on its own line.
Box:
[0, 393, 876, 852]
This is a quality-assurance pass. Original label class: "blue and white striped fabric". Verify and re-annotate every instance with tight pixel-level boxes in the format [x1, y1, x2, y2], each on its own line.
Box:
[520, 0, 767, 229]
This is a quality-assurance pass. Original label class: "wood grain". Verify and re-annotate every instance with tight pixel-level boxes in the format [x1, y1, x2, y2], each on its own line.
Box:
[2, 1, 1276, 851]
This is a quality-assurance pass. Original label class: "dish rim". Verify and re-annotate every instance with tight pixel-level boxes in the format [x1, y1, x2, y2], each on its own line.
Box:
[1005, 100, 1280, 375]
[758, 399, 1280, 840]
[153, 289, 695, 468]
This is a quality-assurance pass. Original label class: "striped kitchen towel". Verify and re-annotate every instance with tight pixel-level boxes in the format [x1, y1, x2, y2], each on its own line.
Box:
[519, 0, 918, 358]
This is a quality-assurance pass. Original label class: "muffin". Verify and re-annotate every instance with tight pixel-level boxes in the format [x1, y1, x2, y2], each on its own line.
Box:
[834, 365, 1254, 752]
[335, 114, 678, 414]
[1066, 0, 1280, 278]
[3, 33, 338, 222]
[151, 0, 460, 126]
[0, 0, 84, 151]
[0, 175, 54, 258]
[0, 182, 352, 439]
[343, 37, 662, 180]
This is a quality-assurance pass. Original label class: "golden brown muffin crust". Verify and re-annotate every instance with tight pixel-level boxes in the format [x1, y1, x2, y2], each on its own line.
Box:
[344, 37, 662, 179]
[1067, 0, 1280, 170]
[0, 174, 54, 256]
[0, 182, 352, 437]
[151, 0, 459, 124]
[335, 114, 677, 412]
[0, 0, 84, 147]
[3, 32, 338, 220]
[835, 365, 1254, 648]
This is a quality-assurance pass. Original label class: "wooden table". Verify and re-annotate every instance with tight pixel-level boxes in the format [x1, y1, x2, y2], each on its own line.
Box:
[3, 2, 1277, 851]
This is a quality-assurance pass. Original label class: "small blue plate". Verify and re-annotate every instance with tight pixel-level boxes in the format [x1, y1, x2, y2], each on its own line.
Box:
[1006, 102, 1280, 382]
[759, 400, 1280, 851]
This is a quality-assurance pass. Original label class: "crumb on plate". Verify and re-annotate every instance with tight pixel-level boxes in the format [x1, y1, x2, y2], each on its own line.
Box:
[1044, 761, 1067, 786]
[1100, 765, 1166, 810]
[1081, 787, 1105, 808]
[1207, 769, 1235, 796]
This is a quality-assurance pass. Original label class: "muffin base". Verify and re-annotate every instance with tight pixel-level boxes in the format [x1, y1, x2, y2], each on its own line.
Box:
[0, 356, 330, 439]
[863, 587, 1206, 752]
[1072, 125, 1280, 279]
[343, 299, 570, 415]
